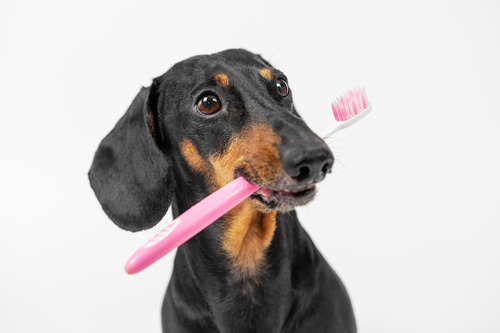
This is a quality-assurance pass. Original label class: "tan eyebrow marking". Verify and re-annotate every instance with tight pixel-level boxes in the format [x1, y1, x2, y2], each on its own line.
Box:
[259, 68, 273, 82]
[147, 110, 156, 136]
[180, 139, 210, 175]
[214, 73, 229, 87]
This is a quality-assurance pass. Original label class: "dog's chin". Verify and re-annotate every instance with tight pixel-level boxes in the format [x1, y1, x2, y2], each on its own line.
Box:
[249, 185, 317, 212]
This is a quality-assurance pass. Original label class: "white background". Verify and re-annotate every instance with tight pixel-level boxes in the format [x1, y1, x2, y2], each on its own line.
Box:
[1, 1, 499, 332]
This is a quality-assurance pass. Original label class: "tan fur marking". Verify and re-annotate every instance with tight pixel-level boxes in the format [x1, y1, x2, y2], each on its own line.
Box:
[259, 68, 273, 82]
[222, 206, 276, 277]
[214, 73, 229, 87]
[180, 125, 282, 277]
[180, 139, 210, 175]
[210, 124, 282, 189]
[211, 124, 281, 277]
[147, 110, 156, 136]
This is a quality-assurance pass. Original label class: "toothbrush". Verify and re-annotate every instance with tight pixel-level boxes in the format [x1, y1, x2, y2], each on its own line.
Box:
[125, 87, 371, 275]
[319, 87, 371, 139]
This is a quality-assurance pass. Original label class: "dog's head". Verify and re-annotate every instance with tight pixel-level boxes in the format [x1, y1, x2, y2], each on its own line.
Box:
[89, 49, 333, 232]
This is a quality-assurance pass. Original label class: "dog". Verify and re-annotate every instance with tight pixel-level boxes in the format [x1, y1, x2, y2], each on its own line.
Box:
[89, 49, 356, 332]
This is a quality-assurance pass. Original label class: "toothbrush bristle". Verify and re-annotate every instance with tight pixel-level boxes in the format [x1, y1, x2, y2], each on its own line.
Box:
[331, 87, 369, 121]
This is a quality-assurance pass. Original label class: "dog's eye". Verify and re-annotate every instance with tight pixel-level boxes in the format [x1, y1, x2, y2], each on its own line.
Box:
[197, 94, 222, 114]
[276, 79, 289, 97]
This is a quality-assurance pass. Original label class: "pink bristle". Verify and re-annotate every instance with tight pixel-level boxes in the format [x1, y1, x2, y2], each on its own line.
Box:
[348, 91, 356, 118]
[341, 95, 349, 120]
[346, 91, 354, 119]
[338, 97, 346, 121]
[353, 89, 361, 115]
[335, 102, 341, 121]
[346, 92, 352, 116]
[353, 90, 360, 115]
[344, 96, 350, 119]
[354, 89, 363, 112]
[335, 102, 342, 121]
[357, 89, 364, 114]
[333, 101, 338, 119]
[345, 94, 352, 120]
[331, 103, 339, 121]
[338, 101, 344, 121]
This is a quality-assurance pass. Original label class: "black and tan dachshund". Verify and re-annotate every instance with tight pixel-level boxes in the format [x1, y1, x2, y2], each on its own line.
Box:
[89, 49, 356, 332]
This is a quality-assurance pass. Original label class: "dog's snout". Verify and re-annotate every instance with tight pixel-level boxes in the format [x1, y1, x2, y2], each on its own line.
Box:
[283, 147, 333, 184]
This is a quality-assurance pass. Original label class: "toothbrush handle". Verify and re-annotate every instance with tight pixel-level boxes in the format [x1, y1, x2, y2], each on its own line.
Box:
[125, 177, 259, 274]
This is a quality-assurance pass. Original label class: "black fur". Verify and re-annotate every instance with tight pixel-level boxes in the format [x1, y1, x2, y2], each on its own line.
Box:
[89, 49, 356, 332]
[89, 83, 175, 231]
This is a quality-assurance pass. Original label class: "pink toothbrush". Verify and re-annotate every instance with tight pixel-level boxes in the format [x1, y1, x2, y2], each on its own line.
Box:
[125, 87, 371, 275]
[125, 177, 259, 274]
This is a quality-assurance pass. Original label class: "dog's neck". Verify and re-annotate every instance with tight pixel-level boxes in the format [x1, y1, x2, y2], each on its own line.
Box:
[170, 177, 279, 280]
[219, 199, 277, 276]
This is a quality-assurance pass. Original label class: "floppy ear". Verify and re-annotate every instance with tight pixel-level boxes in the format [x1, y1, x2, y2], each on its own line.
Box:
[88, 81, 174, 232]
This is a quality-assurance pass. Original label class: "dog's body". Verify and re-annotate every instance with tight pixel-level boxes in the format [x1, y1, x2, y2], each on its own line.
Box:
[89, 49, 355, 332]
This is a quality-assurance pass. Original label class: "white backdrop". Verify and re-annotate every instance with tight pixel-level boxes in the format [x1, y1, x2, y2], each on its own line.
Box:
[1, 1, 499, 332]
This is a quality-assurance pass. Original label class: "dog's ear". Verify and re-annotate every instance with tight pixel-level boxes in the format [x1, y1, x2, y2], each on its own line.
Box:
[88, 80, 174, 232]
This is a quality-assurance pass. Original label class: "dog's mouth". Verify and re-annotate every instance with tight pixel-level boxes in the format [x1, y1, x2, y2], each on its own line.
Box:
[249, 184, 317, 211]
[234, 166, 321, 212]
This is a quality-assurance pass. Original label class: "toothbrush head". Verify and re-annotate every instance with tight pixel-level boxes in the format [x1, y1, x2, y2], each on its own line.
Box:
[319, 87, 371, 138]
[331, 87, 370, 122]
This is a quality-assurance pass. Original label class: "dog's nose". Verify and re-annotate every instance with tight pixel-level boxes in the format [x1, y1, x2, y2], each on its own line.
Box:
[282, 147, 334, 184]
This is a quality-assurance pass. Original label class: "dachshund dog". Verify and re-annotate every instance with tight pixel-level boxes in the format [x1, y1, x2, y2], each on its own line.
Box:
[89, 49, 356, 332]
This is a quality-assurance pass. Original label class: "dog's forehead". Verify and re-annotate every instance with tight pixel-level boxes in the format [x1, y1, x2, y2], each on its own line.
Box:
[216, 49, 270, 67]
[167, 49, 273, 83]
[199, 49, 269, 69]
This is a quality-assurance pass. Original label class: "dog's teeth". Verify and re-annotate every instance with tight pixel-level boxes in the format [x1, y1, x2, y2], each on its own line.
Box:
[258, 188, 274, 200]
